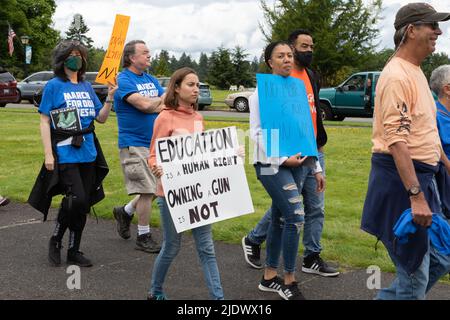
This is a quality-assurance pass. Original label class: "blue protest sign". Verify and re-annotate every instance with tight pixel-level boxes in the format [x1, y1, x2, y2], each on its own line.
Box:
[256, 73, 318, 157]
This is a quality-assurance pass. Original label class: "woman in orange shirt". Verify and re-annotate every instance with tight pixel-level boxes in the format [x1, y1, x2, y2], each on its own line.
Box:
[147, 67, 224, 300]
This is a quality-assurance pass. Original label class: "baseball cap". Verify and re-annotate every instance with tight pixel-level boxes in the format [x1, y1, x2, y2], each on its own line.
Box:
[394, 2, 450, 30]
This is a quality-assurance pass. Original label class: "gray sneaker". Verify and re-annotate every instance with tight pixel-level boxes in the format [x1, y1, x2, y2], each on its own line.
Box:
[136, 233, 161, 253]
[113, 206, 133, 239]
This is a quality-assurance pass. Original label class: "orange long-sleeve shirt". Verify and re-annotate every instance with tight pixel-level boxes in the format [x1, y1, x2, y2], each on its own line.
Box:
[148, 106, 204, 196]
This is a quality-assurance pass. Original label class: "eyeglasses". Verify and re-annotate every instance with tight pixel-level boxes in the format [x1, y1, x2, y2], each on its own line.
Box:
[413, 21, 440, 30]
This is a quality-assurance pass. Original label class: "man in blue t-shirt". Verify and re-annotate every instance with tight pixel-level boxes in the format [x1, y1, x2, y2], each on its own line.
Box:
[113, 40, 165, 253]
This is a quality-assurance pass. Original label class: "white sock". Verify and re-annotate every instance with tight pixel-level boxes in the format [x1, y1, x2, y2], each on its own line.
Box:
[124, 201, 135, 216]
[138, 225, 150, 236]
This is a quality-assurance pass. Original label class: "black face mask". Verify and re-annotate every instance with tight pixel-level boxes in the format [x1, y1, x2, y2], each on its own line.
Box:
[295, 51, 313, 68]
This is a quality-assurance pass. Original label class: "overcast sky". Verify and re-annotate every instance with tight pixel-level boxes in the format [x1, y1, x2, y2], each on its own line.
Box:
[53, 0, 450, 61]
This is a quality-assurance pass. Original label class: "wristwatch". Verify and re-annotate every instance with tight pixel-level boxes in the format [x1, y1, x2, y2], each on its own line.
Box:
[407, 185, 422, 197]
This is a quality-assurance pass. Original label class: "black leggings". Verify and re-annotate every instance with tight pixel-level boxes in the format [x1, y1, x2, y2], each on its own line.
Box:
[53, 163, 96, 252]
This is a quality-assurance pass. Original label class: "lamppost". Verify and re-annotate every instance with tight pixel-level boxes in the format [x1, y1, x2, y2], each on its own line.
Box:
[20, 35, 30, 77]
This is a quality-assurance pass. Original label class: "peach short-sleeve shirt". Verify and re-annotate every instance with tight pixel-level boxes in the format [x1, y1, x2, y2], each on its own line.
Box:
[372, 57, 441, 165]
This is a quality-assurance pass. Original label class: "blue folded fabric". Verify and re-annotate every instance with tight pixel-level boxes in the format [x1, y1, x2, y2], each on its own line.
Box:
[393, 208, 450, 255]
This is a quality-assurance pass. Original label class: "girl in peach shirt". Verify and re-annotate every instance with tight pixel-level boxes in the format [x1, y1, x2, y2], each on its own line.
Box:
[147, 67, 224, 300]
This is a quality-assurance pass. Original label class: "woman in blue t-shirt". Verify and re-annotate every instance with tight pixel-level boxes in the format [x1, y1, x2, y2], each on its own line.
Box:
[38, 40, 117, 267]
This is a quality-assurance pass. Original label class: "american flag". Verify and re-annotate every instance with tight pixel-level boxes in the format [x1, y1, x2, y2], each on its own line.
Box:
[8, 24, 16, 57]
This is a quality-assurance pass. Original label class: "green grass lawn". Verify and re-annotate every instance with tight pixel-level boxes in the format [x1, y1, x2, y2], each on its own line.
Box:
[0, 107, 391, 273]
[209, 89, 233, 109]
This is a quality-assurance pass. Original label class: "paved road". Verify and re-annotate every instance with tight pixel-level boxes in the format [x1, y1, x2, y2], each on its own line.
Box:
[0, 202, 448, 301]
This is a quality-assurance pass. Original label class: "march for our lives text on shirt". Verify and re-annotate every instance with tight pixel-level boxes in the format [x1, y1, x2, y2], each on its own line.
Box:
[135, 82, 159, 97]
[62, 91, 97, 118]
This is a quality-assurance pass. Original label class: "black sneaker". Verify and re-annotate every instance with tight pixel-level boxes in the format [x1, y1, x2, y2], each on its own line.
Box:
[48, 237, 62, 266]
[136, 233, 161, 253]
[113, 206, 133, 239]
[242, 236, 263, 269]
[67, 251, 93, 267]
[147, 293, 167, 300]
[0, 196, 10, 207]
[258, 275, 283, 293]
[302, 253, 340, 277]
[279, 282, 306, 300]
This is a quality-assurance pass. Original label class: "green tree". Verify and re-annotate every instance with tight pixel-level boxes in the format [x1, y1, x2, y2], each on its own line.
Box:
[250, 56, 259, 74]
[169, 55, 179, 72]
[207, 46, 235, 89]
[178, 52, 197, 70]
[231, 46, 254, 87]
[197, 52, 209, 82]
[153, 50, 171, 76]
[86, 47, 105, 72]
[0, 0, 60, 79]
[257, 53, 270, 74]
[65, 14, 93, 48]
[364, 48, 394, 73]
[422, 52, 450, 81]
[261, 0, 382, 86]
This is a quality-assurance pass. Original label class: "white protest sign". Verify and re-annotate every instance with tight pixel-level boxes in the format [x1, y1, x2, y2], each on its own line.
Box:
[156, 126, 254, 233]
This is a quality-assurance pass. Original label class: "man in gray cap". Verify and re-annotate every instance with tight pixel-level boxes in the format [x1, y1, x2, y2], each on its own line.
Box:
[361, 3, 450, 300]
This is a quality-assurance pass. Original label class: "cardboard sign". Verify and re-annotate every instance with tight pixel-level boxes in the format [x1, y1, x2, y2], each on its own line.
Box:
[95, 14, 130, 85]
[156, 127, 254, 233]
[256, 73, 318, 157]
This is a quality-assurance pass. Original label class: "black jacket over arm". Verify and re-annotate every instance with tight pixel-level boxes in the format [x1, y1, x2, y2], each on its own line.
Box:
[28, 126, 109, 221]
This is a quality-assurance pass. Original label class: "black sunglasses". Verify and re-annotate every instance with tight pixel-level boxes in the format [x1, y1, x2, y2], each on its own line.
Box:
[413, 21, 440, 30]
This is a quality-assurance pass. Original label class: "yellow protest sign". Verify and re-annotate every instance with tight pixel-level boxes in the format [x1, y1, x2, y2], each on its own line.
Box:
[95, 14, 130, 85]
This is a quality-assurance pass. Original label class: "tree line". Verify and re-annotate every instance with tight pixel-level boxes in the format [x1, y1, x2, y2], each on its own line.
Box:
[1, 0, 449, 88]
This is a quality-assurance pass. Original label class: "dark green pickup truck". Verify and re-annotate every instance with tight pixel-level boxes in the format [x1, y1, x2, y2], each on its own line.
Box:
[319, 71, 381, 121]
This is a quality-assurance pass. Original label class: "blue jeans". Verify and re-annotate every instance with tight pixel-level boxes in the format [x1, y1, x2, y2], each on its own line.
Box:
[255, 163, 307, 273]
[377, 178, 450, 300]
[249, 152, 325, 257]
[149, 197, 224, 300]
[376, 236, 450, 300]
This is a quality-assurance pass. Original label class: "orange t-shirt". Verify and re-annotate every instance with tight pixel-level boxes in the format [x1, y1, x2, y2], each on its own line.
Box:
[291, 68, 317, 136]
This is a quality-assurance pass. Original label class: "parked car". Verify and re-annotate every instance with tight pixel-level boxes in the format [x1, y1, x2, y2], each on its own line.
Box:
[31, 71, 109, 107]
[0, 70, 20, 107]
[224, 90, 255, 112]
[319, 71, 381, 121]
[17, 71, 54, 103]
[157, 76, 213, 110]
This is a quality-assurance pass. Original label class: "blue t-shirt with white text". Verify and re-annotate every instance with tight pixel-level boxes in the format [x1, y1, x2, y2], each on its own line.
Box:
[437, 101, 450, 159]
[39, 77, 102, 164]
[114, 69, 164, 148]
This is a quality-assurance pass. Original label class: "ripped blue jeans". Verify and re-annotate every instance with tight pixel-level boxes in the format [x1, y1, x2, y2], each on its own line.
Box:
[248, 152, 325, 258]
[255, 163, 306, 273]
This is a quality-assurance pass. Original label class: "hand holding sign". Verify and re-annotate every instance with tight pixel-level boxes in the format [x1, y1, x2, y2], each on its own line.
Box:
[151, 165, 163, 178]
[106, 80, 118, 100]
[283, 153, 308, 167]
[156, 127, 254, 233]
